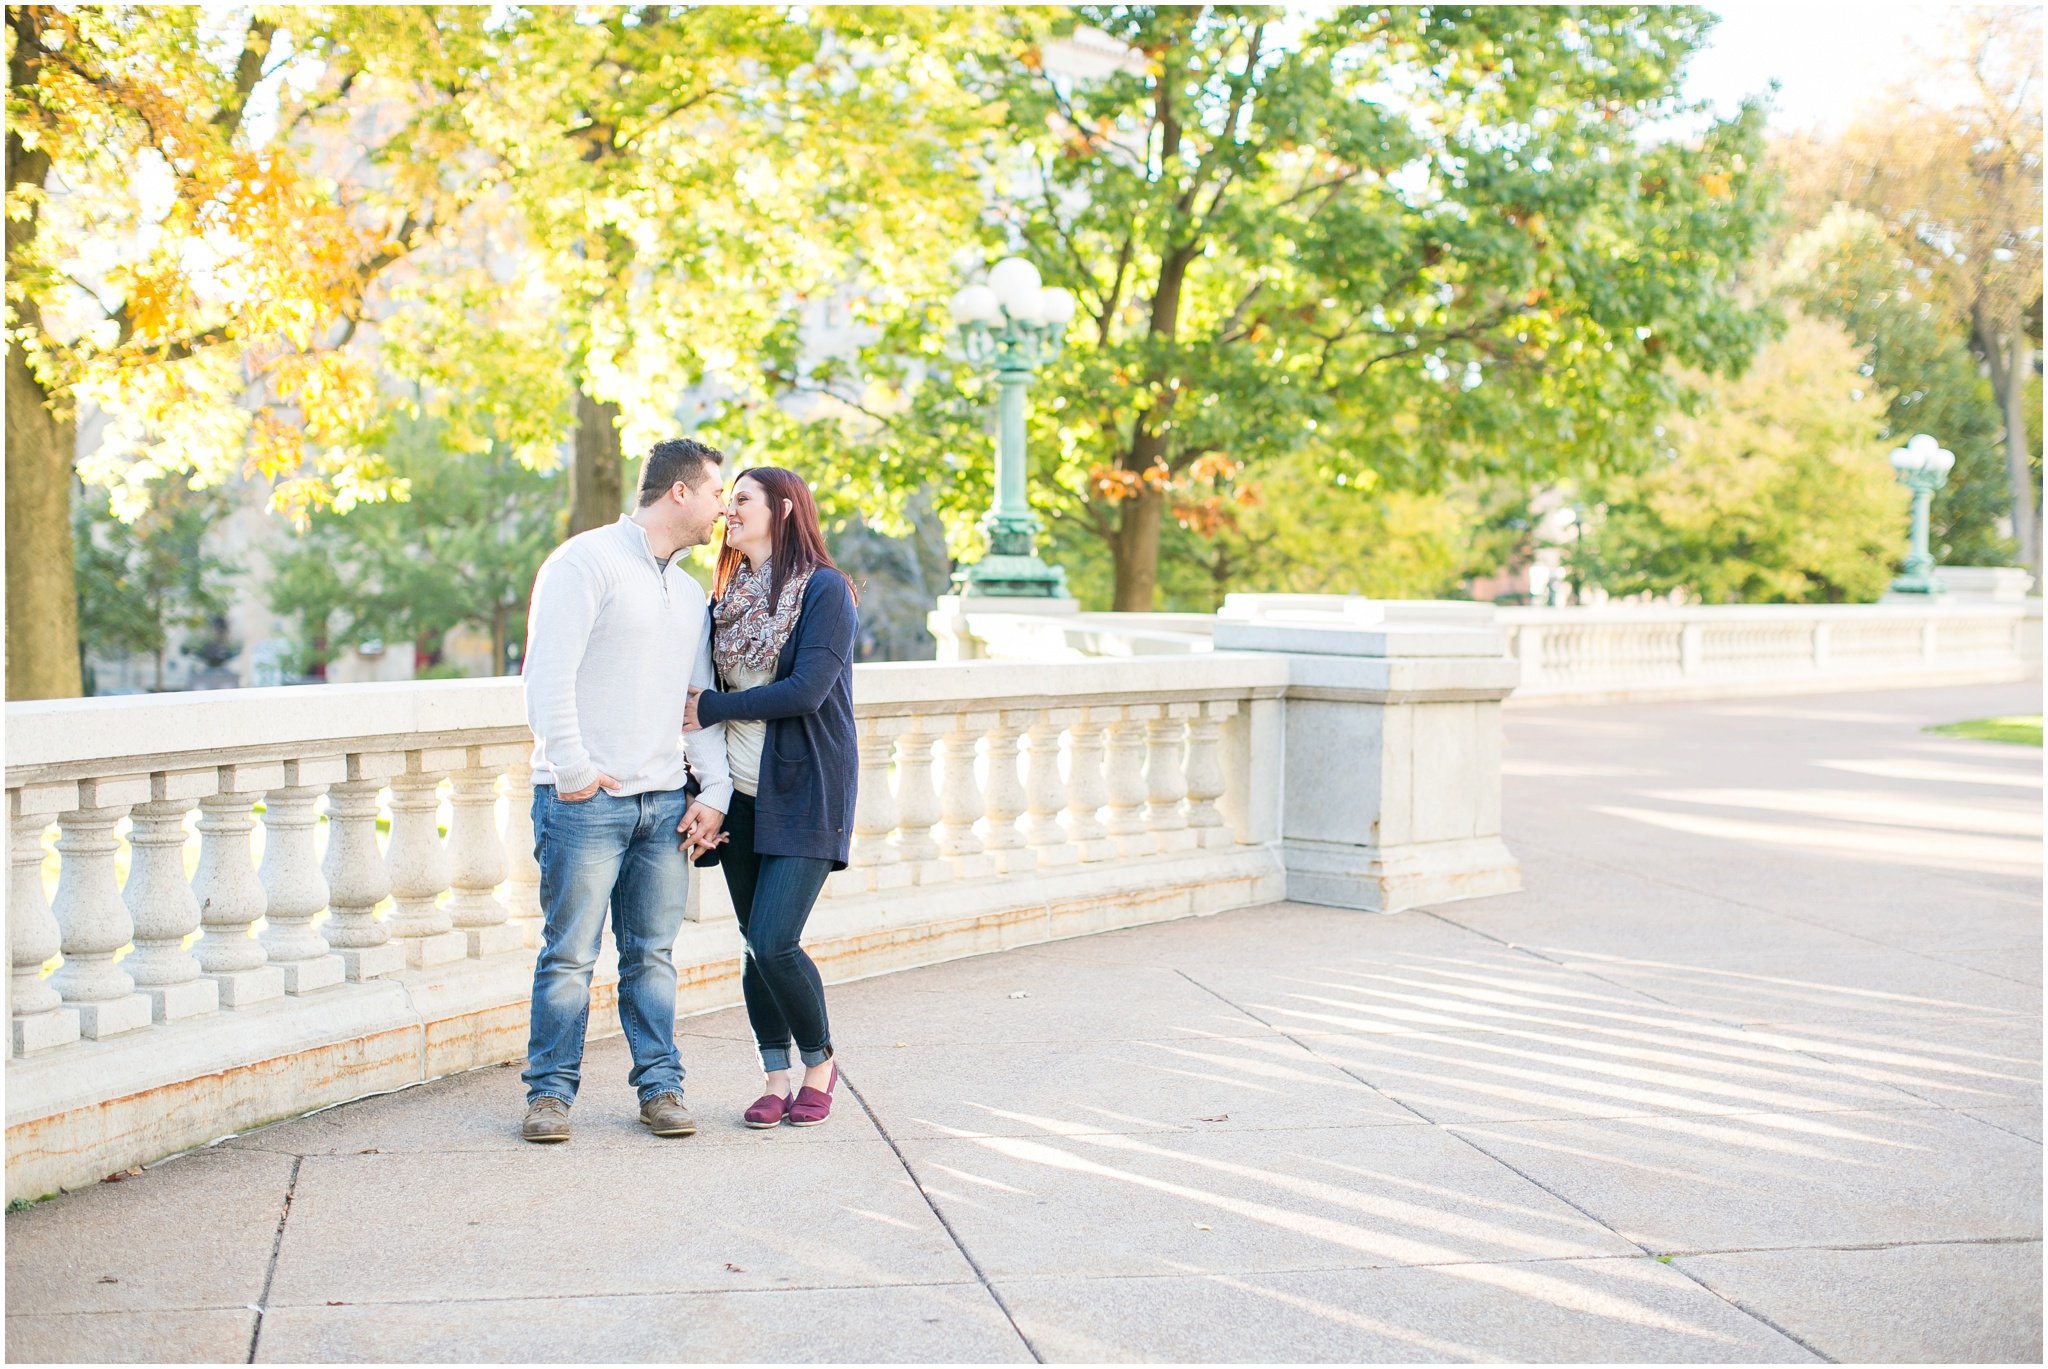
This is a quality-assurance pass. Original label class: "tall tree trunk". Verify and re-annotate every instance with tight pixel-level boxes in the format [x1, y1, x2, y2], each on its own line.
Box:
[1109, 243, 1198, 612]
[1111, 487, 1164, 612]
[6, 18, 82, 700]
[2001, 330, 2039, 578]
[6, 334, 82, 699]
[569, 389, 624, 536]
[1974, 305, 2041, 578]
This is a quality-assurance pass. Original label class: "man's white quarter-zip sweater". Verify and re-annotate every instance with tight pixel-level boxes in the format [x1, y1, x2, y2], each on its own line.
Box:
[522, 516, 733, 811]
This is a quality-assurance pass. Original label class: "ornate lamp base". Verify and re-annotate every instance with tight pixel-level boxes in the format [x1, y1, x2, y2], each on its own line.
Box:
[952, 553, 1071, 599]
[1888, 572, 1949, 595]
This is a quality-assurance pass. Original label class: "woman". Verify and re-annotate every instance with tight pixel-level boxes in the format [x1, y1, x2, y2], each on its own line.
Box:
[683, 466, 857, 1128]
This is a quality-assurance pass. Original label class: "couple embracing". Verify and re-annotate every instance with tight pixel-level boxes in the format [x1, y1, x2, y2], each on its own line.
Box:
[516, 438, 857, 1143]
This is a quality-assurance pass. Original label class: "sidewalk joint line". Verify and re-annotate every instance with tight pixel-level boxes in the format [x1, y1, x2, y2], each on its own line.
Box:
[1177, 966, 1839, 1364]
[1661, 1258, 1838, 1364]
[246, 1154, 301, 1364]
[840, 1069, 1044, 1364]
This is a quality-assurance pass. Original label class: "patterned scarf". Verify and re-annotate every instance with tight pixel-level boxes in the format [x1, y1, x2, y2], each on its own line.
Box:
[712, 558, 812, 678]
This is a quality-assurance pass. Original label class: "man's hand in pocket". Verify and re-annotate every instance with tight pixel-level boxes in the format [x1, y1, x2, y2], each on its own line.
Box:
[559, 773, 621, 803]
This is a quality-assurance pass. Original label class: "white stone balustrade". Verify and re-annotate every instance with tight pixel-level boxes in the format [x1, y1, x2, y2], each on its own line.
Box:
[1102, 710, 1154, 857]
[259, 761, 348, 995]
[447, 747, 528, 958]
[50, 779, 155, 1039]
[9, 790, 79, 1054]
[385, 752, 467, 969]
[886, 720, 942, 878]
[937, 593, 2038, 704]
[1494, 602, 2039, 702]
[499, 758, 545, 947]
[7, 635, 1524, 1202]
[123, 777, 218, 1022]
[321, 755, 407, 981]
[192, 769, 286, 1008]
[1060, 709, 1114, 861]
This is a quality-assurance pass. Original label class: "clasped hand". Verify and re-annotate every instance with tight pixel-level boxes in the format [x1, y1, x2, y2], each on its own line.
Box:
[681, 687, 704, 733]
[676, 800, 727, 860]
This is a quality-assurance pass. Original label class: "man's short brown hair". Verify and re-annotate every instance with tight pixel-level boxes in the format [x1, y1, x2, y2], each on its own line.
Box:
[636, 438, 724, 506]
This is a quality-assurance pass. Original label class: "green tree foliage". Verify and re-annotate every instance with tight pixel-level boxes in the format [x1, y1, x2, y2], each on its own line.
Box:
[1782, 207, 2014, 567]
[1776, 10, 2042, 573]
[1568, 317, 1906, 604]
[73, 478, 240, 692]
[1047, 453, 1528, 610]
[741, 6, 1777, 609]
[267, 417, 561, 678]
[325, 5, 997, 531]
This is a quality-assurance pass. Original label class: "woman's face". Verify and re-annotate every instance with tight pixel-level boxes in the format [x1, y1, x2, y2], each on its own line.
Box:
[723, 476, 775, 561]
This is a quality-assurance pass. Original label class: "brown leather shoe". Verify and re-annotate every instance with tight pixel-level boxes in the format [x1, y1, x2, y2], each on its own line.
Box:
[640, 1091, 696, 1137]
[521, 1096, 571, 1143]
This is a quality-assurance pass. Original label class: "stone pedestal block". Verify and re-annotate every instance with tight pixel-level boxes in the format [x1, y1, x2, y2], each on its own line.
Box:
[207, 965, 285, 1009]
[276, 953, 347, 995]
[75, 993, 153, 1039]
[13, 1006, 81, 1055]
[1282, 835, 1523, 913]
[337, 941, 409, 981]
[464, 923, 525, 959]
[144, 978, 220, 1023]
[1214, 604, 1522, 916]
[405, 930, 470, 969]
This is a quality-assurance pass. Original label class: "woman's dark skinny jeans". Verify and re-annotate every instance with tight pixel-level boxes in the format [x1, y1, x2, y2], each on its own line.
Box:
[718, 792, 834, 1075]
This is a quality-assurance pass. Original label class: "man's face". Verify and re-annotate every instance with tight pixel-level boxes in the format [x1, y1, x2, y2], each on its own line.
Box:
[674, 467, 725, 546]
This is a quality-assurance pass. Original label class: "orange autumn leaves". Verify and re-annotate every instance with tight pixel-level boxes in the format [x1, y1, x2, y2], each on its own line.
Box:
[12, 8, 401, 525]
[1088, 451, 1257, 537]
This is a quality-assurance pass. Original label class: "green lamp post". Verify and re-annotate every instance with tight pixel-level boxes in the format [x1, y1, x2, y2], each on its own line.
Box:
[1888, 433, 1956, 596]
[947, 257, 1075, 599]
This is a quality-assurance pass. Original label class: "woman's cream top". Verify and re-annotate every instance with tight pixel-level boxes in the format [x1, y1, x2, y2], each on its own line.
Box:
[722, 661, 779, 798]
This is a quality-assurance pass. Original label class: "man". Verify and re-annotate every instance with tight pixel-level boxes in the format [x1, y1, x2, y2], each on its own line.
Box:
[518, 437, 732, 1143]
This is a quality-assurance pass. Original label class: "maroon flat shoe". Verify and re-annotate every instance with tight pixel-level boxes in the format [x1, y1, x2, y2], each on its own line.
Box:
[788, 1062, 838, 1127]
[743, 1092, 795, 1129]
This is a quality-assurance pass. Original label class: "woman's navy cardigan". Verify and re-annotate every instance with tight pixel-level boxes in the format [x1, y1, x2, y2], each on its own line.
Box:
[695, 569, 858, 870]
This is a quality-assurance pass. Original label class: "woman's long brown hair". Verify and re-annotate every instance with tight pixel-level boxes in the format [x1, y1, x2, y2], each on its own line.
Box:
[711, 466, 856, 606]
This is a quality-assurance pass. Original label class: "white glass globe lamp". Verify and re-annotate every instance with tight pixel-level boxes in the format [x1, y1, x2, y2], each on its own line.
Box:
[949, 285, 1000, 326]
[987, 257, 1043, 315]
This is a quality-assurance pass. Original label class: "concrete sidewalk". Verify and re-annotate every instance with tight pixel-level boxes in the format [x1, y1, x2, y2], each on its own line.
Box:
[7, 681, 2041, 1363]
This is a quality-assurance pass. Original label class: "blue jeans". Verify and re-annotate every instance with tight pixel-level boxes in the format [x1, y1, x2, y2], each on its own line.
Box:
[523, 786, 692, 1107]
[718, 792, 835, 1075]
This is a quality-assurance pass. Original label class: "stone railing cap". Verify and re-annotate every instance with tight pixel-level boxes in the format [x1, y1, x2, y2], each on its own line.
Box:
[1213, 621, 1507, 659]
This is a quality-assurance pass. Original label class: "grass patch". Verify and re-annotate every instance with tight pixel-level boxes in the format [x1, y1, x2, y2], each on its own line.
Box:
[1925, 715, 2043, 746]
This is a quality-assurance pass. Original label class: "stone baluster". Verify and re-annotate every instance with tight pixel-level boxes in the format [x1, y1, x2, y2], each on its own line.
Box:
[978, 709, 1032, 873]
[498, 756, 544, 948]
[10, 786, 80, 1054]
[1102, 706, 1157, 857]
[1060, 709, 1115, 862]
[1184, 700, 1235, 848]
[322, 753, 406, 981]
[50, 777, 155, 1038]
[192, 764, 287, 1007]
[385, 750, 468, 968]
[888, 717, 944, 882]
[447, 746, 525, 958]
[258, 760, 349, 994]
[123, 771, 220, 1021]
[1144, 705, 1197, 851]
[849, 715, 904, 871]
[935, 711, 994, 878]
[1021, 709, 1079, 867]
